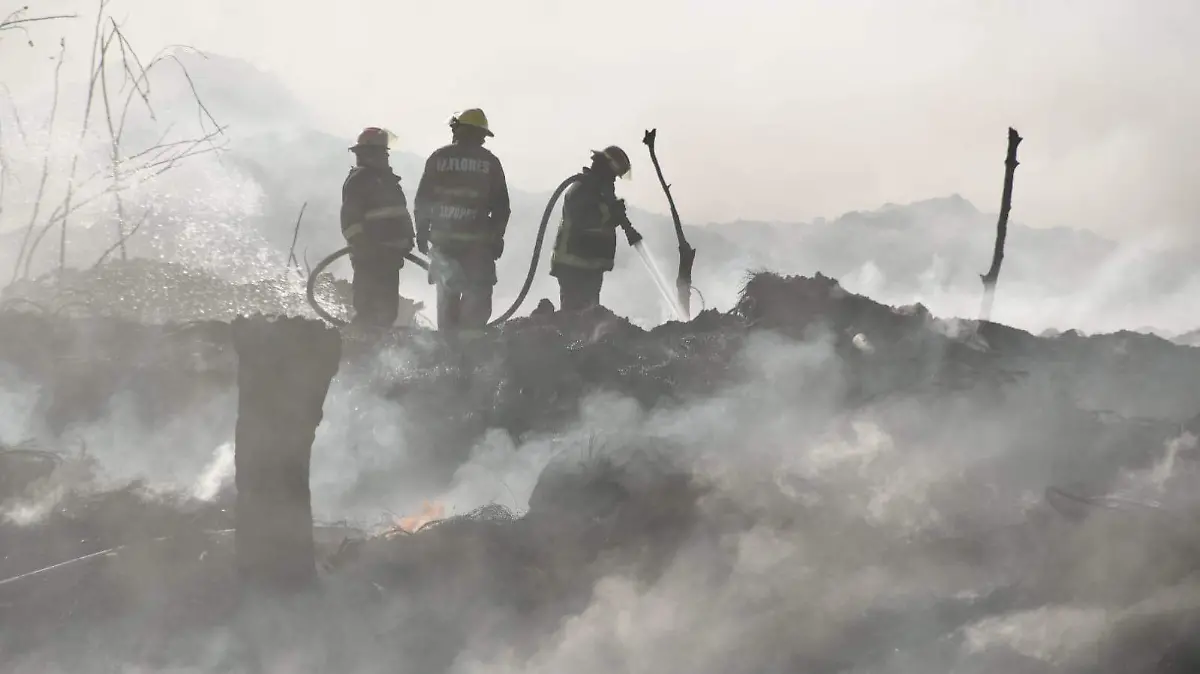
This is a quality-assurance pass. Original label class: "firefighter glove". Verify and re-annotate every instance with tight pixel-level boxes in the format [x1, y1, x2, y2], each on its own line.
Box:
[621, 222, 643, 247]
[612, 198, 629, 224]
[417, 236, 429, 255]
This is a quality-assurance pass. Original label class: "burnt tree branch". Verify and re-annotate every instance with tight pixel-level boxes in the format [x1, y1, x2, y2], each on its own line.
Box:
[979, 127, 1022, 322]
[642, 128, 696, 320]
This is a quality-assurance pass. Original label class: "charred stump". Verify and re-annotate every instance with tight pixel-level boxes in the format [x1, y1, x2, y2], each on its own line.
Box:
[231, 315, 341, 594]
[643, 128, 696, 320]
[979, 127, 1022, 321]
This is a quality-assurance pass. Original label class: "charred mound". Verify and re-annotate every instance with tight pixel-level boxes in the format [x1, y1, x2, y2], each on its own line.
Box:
[1, 269, 1200, 671]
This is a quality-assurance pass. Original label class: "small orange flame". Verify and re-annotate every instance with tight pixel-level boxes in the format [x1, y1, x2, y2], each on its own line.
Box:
[392, 501, 445, 534]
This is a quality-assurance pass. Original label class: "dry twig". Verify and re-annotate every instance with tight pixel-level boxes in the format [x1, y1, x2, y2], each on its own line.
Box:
[0, 7, 76, 45]
[10, 37, 66, 285]
[55, 0, 110, 278]
[91, 206, 151, 269]
[287, 201, 308, 276]
[14, 1, 227, 280]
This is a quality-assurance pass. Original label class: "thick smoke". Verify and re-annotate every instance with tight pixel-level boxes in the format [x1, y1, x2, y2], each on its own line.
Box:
[5, 306, 1198, 671]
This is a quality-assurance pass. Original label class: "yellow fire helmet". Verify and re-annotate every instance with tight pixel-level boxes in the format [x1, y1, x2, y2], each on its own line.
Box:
[450, 108, 494, 137]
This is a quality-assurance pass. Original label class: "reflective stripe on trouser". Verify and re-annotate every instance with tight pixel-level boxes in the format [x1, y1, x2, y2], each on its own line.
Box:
[430, 228, 491, 246]
[551, 249, 610, 271]
[343, 221, 412, 249]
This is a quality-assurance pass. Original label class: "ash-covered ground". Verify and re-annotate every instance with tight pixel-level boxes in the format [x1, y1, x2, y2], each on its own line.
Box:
[2, 263, 1200, 673]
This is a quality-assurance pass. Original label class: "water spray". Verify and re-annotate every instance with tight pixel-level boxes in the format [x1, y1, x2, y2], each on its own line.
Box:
[622, 224, 686, 321]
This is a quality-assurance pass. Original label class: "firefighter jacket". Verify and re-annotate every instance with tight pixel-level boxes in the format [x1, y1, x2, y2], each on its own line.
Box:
[413, 142, 510, 252]
[340, 165, 415, 261]
[550, 168, 628, 274]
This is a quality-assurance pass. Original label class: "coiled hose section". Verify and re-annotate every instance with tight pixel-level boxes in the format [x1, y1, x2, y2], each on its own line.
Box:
[307, 173, 583, 329]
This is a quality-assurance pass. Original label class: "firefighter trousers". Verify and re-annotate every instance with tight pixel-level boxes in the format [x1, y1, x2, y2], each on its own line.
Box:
[429, 245, 496, 332]
[350, 257, 401, 327]
[435, 281, 493, 332]
[556, 268, 605, 312]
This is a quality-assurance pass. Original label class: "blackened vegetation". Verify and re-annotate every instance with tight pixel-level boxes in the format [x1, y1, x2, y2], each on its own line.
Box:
[0, 271, 1199, 670]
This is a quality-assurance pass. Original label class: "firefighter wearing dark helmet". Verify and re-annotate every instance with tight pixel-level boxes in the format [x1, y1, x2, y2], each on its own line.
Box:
[550, 145, 634, 311]
[414, 108, 511, 334]
[340, 126, 415, 328]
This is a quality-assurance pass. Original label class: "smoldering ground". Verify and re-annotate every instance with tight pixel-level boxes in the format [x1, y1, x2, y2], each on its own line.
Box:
[2, 283, 1200, 672]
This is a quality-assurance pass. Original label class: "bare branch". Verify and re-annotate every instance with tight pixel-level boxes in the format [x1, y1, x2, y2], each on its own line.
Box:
[131, 127, 228, 177]
[0, 119, 8, 224]
[13, 1, 227, 281]
[288, 202, 308, 276]
[10, 37, 65, 285]
[23, 184, 118, 279]
[92, 206, 150, 269]
[0, 84, 28, 143]
[99, 26, 128, 261]
[109, 21, 154, 126]
[162, 50, 222, 136]
[55, 0, 109, 278]
[0, 9, 77, 41]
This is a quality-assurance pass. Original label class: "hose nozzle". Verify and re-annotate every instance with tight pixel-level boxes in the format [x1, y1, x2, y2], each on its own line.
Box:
[622, 223, 643, 247]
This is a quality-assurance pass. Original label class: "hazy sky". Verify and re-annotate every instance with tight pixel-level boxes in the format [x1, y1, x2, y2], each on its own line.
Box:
[6, 0, 1198, 239]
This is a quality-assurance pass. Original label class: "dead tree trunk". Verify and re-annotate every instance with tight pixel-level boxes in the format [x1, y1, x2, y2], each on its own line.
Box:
[231, 315, 341, 595]
[643, 128, 695, 320]
[979, 127, 1023, 322]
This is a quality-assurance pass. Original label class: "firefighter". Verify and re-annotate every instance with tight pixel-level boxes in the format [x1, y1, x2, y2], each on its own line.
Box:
[414, 108, 511, 333]
[340, 126, 415, 328]
[550, 145, 635, 312]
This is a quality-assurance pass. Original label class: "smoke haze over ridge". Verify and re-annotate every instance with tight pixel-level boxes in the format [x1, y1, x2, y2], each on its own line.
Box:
[7, 0, 1199, 241]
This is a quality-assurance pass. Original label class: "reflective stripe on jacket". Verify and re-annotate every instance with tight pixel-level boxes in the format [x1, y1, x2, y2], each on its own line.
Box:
[341, 166, 415, 251]
[413, 143, 510, 248]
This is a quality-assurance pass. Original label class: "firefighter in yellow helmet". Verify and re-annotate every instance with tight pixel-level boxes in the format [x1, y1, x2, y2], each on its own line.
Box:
[340, 127, 415, 327]
[550, 145, 635, 311]
[413, 108, 511, 333]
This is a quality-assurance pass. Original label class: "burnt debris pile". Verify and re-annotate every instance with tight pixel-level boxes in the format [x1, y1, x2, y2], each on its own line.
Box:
[1, 270, 1200, 671]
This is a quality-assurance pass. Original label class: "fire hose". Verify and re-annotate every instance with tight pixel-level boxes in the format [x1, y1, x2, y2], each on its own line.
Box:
[307, 173, 585, 329]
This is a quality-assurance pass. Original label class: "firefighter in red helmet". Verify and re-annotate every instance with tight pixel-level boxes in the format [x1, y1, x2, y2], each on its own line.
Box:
[340, 127, 415, 328]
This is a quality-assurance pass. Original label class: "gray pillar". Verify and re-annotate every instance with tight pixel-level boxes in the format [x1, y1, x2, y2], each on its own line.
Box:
[231, 315, 341, 594]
